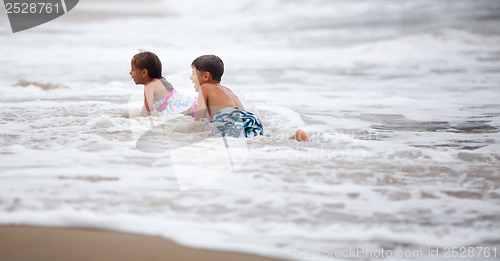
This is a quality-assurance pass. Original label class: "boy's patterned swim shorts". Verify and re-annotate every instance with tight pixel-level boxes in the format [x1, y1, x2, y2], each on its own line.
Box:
[209, 107, 264, 138]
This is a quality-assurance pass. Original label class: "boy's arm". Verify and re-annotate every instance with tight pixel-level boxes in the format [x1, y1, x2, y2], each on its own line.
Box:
[194, 85, 209, 121]
[140, 85, 155, 117]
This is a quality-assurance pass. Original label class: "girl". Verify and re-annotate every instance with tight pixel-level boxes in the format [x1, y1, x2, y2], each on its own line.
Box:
[130, 51, 197, 117]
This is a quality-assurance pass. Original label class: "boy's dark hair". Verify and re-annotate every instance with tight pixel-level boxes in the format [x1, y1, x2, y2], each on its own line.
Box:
[191, 55, 224, 81]
[131, 51, 162, 79]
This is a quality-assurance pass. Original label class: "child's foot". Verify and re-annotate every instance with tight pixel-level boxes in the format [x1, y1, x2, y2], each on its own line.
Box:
[290, 129, 310, 142]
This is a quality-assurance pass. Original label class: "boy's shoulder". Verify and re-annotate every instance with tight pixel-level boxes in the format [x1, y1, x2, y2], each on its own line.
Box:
[200, 83, 222, 92]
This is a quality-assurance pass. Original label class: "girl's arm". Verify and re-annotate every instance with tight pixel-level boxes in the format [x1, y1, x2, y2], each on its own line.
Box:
[140, 104, 149, 117]
[194, 86, 209, 121]
[140, 85, 155, 117]
[183, 104, 194, 116]
[183, 97, 199, 118]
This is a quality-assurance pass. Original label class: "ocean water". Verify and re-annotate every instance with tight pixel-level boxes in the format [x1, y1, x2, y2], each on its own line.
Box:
[1, 0, 500, 260]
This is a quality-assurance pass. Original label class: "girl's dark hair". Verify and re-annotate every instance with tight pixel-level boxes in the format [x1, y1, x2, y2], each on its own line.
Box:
[160, 77, 174, 92]
[191, 55, 224, 81]
[131, 51, 162, 79]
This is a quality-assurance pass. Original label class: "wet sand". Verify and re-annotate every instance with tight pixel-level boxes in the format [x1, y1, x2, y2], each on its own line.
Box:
[0, 225, 287, 261]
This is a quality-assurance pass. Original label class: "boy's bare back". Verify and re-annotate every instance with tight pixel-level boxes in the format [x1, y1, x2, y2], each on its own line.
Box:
[198, 83, 244, 119]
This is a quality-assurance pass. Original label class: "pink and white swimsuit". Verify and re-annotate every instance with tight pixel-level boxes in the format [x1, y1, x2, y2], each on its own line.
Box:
[152, 89, 197, 117]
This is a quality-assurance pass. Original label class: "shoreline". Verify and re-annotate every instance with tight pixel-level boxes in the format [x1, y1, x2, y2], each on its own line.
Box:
[0, 225, 288, 261]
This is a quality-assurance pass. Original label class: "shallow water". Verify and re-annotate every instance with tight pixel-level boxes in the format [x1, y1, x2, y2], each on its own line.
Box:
[1, 0, 500, 260]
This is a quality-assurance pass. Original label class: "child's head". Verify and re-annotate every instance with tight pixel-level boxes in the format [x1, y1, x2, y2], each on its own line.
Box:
[191, 55, 224, 82]
[130, 51, 162, 85]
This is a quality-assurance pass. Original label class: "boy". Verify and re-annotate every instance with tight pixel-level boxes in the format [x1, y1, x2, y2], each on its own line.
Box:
[190, 55, 309, 141]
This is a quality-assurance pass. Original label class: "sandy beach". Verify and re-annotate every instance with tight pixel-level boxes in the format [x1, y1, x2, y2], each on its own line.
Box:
[0, 225, 286, 261]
